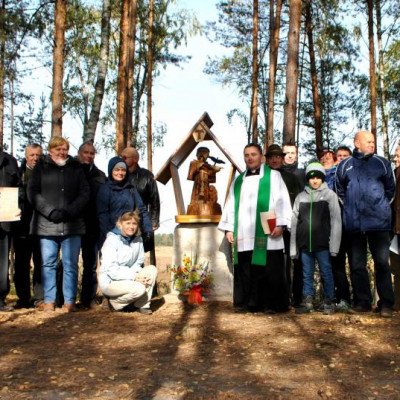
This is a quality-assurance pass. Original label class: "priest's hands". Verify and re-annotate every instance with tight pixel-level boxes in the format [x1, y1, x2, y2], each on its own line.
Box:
[225, 231, 234, 244]
[270, 226, 283, 238]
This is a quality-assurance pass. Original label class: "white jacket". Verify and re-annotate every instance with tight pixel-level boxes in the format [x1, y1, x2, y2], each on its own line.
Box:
[99, 229, 145, 291]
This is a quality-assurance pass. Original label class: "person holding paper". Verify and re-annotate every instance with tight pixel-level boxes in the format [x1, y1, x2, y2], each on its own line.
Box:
[0, 149, 20, 312]
[13, 143, 44, 309]
[290, 163, 342, 315]
[218, 143, 292, 313]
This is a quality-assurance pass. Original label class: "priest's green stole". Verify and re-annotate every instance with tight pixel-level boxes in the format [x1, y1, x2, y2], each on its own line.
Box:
[233, 166, 271, 266]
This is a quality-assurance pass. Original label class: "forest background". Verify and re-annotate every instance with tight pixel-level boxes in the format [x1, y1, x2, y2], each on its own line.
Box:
[2, 0, 400, 233]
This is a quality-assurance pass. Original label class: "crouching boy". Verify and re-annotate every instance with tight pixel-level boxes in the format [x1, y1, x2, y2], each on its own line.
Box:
[290, 162, 342, 314]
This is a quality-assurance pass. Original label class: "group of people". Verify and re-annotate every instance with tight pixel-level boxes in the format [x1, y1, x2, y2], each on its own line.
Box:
[1, 130, 398, 318]
[219, 130, 397, 318]
[0, 137, 160, 314]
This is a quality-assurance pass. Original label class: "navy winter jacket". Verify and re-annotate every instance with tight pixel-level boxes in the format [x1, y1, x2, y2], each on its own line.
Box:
[335, 149, 395, 233]
[96, 157, 152, 246]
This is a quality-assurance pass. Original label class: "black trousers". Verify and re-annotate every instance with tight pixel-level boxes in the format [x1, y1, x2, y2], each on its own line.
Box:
[283, 229, 303, 306]
[331, 230, 351, 304]
[80, 233, 99, 306]
[234, 250, 288, 311]
[0, 230, 10, 300]
[13, 235, 43, 303]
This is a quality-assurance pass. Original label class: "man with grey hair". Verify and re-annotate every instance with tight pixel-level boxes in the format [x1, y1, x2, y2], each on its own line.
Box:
[122, 147, 160, 258]
[13, 143, 43, 309]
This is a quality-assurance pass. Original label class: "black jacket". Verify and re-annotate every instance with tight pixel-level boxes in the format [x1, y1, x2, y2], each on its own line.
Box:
[277, 168, 301, 207]
[80, 163, 106, 236]
[14, 159, 36, 236]
[127, 165, 160, 228]
[282, 162, 306, 190]
[0, 151, 20, 232]
[28, 155, 90, 236]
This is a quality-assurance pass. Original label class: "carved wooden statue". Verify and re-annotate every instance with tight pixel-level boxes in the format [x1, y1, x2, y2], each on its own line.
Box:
[187, 147, 222, 216]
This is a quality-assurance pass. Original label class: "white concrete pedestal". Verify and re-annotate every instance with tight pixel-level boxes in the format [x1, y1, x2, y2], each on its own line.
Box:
[173, 223, 233, 301]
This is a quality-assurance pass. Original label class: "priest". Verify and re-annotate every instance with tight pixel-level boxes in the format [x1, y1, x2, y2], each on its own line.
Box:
[218, 143, 292, 313]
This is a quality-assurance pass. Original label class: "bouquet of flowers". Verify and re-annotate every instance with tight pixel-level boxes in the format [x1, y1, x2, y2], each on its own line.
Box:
[168, 254, 214, 305]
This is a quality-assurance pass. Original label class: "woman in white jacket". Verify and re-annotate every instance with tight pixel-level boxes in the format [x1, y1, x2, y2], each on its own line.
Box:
[99, 211, 157, 314]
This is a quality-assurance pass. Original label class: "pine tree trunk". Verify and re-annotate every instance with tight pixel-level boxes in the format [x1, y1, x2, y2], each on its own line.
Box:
[283, 0, 301, 145]
[51, 0, 67, 137]
[375, 0, 389, 158]
[250, 0, 258, 143]
[305, 0, 323, 157]
[126, 0, 137, 146]
[147, 0, 154, 172]
[0, 0, 5, 148]
[84, 0, 112, 143]
[116, 0, 130, 155]
[367, 0, 377, 142]
[265, 0, 283, 152]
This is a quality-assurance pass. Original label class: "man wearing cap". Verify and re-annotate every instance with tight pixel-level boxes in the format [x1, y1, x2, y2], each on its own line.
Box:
[336, 130, 395, 317]
[219, 143, 292, 313]
[265, 144, 302, 308]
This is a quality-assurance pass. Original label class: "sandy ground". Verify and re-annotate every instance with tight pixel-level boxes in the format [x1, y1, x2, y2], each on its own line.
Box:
[1, 247, 400, 399]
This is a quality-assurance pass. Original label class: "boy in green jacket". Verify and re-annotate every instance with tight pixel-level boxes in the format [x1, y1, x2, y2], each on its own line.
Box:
[290, 162, 342, 314]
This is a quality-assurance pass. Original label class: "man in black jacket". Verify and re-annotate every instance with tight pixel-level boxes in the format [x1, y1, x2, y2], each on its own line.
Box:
[0, 149, 20, 311]
[282, 142, 306, 190]
[265, 144, 301, 309]
[13, 143, 43, 309]
[77, 142, 106, 308]
[121, 147, 160, 258]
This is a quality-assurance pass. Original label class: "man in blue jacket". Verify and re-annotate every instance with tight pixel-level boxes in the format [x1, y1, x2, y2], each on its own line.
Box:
[335, 131, 395, 317]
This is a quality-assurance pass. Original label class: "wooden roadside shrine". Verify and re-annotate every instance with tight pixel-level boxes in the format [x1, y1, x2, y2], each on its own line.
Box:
[154, 112, 242, 223]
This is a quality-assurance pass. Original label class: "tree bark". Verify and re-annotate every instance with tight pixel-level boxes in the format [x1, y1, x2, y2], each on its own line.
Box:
[116, 0, 130, 155]
[305, 0, 323, 157]
[367, 0, 377, 142]
[250, 0, 258, 143]
[375, 0, 389, 158]
[283, 0, 302, 145]
[126, 0, 138, 146]
[265, 0, 283, 152]
[51, 0, 67, 137]
[0, 0, 5, 148]
[84, 0, 112, 143]
[147, 0, 154, 171]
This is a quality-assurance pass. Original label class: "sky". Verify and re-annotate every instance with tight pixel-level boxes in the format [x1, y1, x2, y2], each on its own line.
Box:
[20, 0, 249, 233]
[17, 1, 374, 233]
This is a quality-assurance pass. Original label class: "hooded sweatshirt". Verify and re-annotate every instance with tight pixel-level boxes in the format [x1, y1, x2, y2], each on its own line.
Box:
[96, 157, 152, 246]
[290, 182, 342, 258]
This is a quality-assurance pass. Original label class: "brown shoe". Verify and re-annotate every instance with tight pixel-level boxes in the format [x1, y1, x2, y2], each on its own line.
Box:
[63, 303, 78, 313]
[38, 302, 55, 312]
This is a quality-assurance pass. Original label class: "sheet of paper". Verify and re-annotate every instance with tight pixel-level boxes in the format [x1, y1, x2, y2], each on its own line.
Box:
[0, 187, 20, 222]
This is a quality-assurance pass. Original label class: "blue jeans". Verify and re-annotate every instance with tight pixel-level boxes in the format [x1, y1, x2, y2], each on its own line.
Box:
[40, 235, 81, 304]
[348, 231, 394, 309]
[301, 250, 335, 299]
